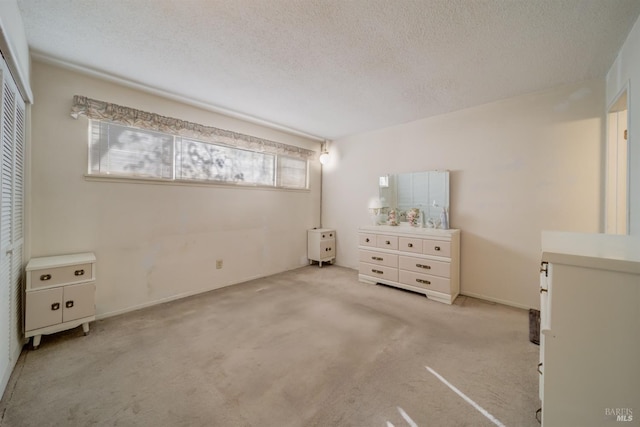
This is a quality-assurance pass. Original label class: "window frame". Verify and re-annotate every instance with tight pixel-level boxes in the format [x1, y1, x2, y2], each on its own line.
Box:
[86, 120, 310, 191]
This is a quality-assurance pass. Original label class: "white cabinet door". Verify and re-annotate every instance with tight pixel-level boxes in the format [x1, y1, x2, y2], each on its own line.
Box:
[25, 288, 63, 331]
[62, 283, 96, 323]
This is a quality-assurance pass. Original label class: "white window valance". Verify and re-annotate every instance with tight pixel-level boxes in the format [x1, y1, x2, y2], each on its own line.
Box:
[70, 95, 316, 160]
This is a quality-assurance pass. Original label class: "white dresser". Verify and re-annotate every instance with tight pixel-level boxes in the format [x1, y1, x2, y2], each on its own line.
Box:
[307, 228, 336, 267]
[539, 232, 640, 426]
[358, 225, 460, 304]
[25, 252, 96, 349]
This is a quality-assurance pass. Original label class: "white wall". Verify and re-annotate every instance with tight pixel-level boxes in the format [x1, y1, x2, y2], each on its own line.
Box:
[607, 15, 640, 235]
[0, 0, 32, 101]
[29, 60, 321, 318]
[323, 80, 604, 309]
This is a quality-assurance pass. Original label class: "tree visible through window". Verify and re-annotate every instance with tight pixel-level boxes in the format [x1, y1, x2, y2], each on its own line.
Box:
[89, 121, 307, 189]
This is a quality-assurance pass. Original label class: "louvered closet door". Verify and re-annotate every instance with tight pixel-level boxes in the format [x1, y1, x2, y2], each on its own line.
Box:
[0, 58, 26, 390]
[10, 88, 25, 360]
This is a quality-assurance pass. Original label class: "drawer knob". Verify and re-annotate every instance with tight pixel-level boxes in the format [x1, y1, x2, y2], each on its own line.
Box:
[66, 300, 74, 308]
[537, 362, 543, 375]
[322, 234, 326, 238]
[372, 256, 383, 261]
[540, 288, 548, 294]
[40, 274, 52, 281]
[416, 279, 431, 285]
[74, 269, 85, 276]
[365, 238, 370, 243]
[51, 302, 60, 311]
[434, 246, 441, 251]
[372, 269, 383, 275]
[408, 243, 413, 248]
[416, 263, 431, 270]
[385, 240, 391, 245]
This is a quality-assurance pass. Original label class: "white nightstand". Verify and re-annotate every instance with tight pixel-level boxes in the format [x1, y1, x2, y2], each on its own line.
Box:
[25, 252, 96, 349]
[307, 228, 336, 267]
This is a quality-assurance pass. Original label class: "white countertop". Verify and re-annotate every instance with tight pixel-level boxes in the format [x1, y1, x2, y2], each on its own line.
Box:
[541, 231, 640, 274]
[26, 252, 96, 270]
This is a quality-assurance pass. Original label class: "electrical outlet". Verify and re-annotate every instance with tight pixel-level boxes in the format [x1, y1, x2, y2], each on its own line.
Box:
[216, 259, 223, 269]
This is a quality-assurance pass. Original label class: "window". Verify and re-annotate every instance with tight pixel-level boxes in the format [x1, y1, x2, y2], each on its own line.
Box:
[89, 121, 308, 189]
[276, 156, 308, 188]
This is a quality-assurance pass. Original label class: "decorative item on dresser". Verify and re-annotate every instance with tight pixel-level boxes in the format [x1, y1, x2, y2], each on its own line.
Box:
[537, 232, 640, 426]
[25, 253, 96, 349]
[358, 225, 460, 304]
[307, 228, 336, 267]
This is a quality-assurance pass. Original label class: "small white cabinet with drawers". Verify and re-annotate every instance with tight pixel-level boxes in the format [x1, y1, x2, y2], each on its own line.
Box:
[307, 228, 336, 267]
[358, 225, 460, 304]
[25, 252, 96, 349]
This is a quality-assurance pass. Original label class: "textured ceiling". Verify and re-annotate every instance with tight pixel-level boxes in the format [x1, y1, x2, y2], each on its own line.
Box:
[16, 0, 640, 140]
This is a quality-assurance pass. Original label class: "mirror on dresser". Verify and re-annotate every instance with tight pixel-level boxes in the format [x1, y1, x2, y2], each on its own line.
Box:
[378, 170, 449, 226]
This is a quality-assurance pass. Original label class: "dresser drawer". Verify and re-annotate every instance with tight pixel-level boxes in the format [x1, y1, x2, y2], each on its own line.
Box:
[399, 256, 450, 278]
[400, 270, 451, 294]
[359, 233, 377, 247]
[376, 235, 398, 250]
[29, 263, 93, 289]
[318, 230, 335, 240]
[399, 237, 422, 254]
[359, 250, 398, 267]
[423, 240, 451, 257]
[359, 262, 399, 282]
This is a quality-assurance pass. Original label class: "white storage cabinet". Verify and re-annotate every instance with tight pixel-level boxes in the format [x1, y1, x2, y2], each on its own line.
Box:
[539, 232, 640, 426]
[25, 253, 96, 349]
[307, 228, 336, 267]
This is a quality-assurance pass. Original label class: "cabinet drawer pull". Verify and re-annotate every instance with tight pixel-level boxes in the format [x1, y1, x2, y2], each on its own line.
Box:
[416, 279, 431, 285]
[74, 269, 85, 276]
[372, 269, 383, 275]
[540, 288, 548, 294]
[385, 240, 391, 245]
[537, 362, 543, 375]
[434, 246, 441, 251]
[51, 302, 60, 311]
[329, 233, 333, 237]
[365, 238, 370, 243]
[371, 256, 383, 261]
[322, 234, 326, 238]
[416, 263, 431, 270]
[65, 300, 74, 309]
[40, 274, 52, 281]
[408, 243, 413, 248]
[325, 247, 332, 251]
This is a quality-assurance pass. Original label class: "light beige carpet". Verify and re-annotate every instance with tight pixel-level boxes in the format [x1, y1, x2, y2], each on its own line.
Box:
[1, 265, 539, 426]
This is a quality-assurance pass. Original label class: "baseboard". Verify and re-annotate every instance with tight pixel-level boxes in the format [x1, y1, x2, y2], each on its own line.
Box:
[1, 362, 11, 401]
[95, 265, 304, 321]
[1, 336, 26, 401]
[460, 291, 531, 310]
[95, 268, 533, 320]
[96, 280, 258, 320]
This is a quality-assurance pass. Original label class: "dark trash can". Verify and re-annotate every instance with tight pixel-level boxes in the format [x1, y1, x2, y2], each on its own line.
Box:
[529, 308, 540, 345]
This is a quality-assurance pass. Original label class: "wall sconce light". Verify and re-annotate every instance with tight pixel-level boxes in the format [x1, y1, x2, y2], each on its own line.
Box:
[319, 140, 330, 165]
